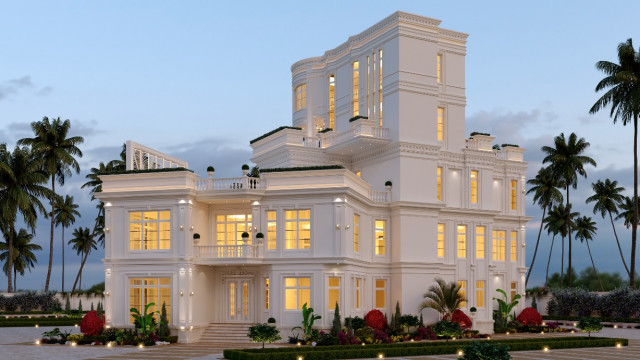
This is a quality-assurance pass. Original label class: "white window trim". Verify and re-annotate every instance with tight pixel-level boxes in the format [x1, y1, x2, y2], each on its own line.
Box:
[128, 209, 172, 252]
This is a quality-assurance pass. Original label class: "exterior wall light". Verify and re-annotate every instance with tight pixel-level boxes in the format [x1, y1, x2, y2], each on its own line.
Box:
[180, 291, 184, 296]
[336, 224, 340, 229]
[190, 291, 194, 296]
[105, 227, 110, 233]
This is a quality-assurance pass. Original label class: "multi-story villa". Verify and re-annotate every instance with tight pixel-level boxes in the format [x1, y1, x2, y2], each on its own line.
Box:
[97, 11, 529, 342]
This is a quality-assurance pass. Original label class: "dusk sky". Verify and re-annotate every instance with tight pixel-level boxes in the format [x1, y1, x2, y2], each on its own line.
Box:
[1, 1, 639, 291]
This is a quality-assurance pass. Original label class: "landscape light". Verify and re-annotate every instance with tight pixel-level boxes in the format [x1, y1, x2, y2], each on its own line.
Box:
[35, 340, 40, 345]
[297, 356, 303, 360]
[616, 343, 622, 348]
[107, 342, 112, 348]
[138, 344, 144, 349]
[543, 346, 549, 352]
[71, 342, 77, 347]
[296, 342, 301, 346]
[378, 354, 384, 359]
[34, 324, 39, 328]
[457, 350, 463, 356]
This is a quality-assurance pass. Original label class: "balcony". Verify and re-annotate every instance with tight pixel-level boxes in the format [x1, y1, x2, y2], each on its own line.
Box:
[320, 118, 390, 156]
[195, 176, 264, 191]
[194, 244, 262, 262]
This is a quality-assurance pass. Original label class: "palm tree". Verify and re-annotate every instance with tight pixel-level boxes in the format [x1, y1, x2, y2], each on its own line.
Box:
[544, 204, 577, 287]
[418, 277, 466, 319]
[617, 196, 640, 228]
[18, 117, 84, 292]
[586, 179, 629, 277]
[68, 227, 97, 292]
[542, 133, 596, 287]
[544, 213, 560, 287]
[590, 39, 640, 287]
[81, 161, 116, 247]
[0, 228, 42, 290]
[0, 145, 51, 292]
[574, 215, 604, 291]
[54, 195, 80, 292]
[525, 167, 563, 286]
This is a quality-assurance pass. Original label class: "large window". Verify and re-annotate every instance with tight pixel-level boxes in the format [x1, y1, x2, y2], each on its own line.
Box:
[457, 280, 466, 308]
[328, 277, 340, 310]
[375, 220, 386, 255]
[267, 211, 277, 250]
[375, 279, 386, 309]
[437, 53, 442, 83]
[476, 280, 485, 308]
[129, 277, 171, 324]
[353, 214, 360, 253]
[437, 166, 443, 201]
[216, 214, 252, 246]
[129, 210, 170, 250]
[511, 231, 517, 261]
[510, 180, 517, 210]
[492, 230, 506, 261]
[284, 277, 311, 310]
[295, 84, 306, 111]
[328, 75, 335, 129]
[437, 223, 445, 258]
[476, 226, 485, 259]
[352, 61, 359, 117]
[457, 225, 466, 258]
[285, 210, 311, 250]
[355, 278, 362, 310]
[470, 170, 478, 204]
[437, 107, 444, 141]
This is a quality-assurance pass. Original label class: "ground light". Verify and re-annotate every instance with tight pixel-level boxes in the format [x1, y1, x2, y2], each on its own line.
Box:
[457, 350, 463, 356]
[107, 342, 112, 348]
[138, 344, 144, 349]
[296, 342, 301, 346]
[34, 324, 38, 328]
[377, 354, 384, 359]
[617, 343, 622, 348]
[362, 342, 366, 346]
[34, 340, 40, 345]
[74, 324, 78, 327]
[71, 342, 77, 347]
[506, 331, 510, 335]
[543, 346, 549, 352]
[614, 325, 618, 328]
[297, 356, 303, 360]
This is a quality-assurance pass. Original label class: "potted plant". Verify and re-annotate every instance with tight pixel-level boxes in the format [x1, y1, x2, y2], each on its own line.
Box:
[242, 164, 250, 175]
[469, 306, 477, 318]
[256, 232, 264, 240]
[206, 166, 215, 178]
[193, 233, 201, 244]
[241, 232, 250, 243]
[385, 180, 392, 190]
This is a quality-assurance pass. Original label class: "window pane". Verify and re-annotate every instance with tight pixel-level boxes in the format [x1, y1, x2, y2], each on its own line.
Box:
[299, 210, 310, 219]
[285, 278, 297, 287]
[329, 289, 340, 310]
[130, 223, 141, 250]
[159, 211, 170, 220]
[375, 290, 385, 308]
[159, 278, 171, 285]
[144, 222, 158, 250]
[130, 212, 142, 221]
[159, 222, 170, 249]
[144, 211, 158, 221]
[299, 289, 310, 309]
[285, 289, 297, 310]
[329, 277, 340, 287]
[285, 210, 297, 220]
[268, 211, 276, 221]
[299, 278, 310, 287]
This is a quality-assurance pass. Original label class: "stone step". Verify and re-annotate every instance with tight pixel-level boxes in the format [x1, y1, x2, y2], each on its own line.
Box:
[198, 323, 253, 343]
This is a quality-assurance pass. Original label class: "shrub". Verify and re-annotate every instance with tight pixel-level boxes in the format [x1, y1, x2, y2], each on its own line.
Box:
[433, 320, 461, 339]
[354, 326, 373, 342]
[66, 334, 84, 342]
[331, 303, 342, 336]
[345, 316, 365, 331]
[449, 309, 472, 329]
[578, 318, 603, 338]
[158, 302, 170, 337]
[256, 233, 265, 239]
[242, 164, 250, 170]
[460, 340, 511, 360]
[531, 297, 537, 311]
[207, 166, 214, 172]
[364, 309, 387, 330]
[516, 307, 542, 326]
[80, 310, 105, 336]
[385, 180, 392, 187]
[267, 317, 276, 324]
[414, 326, 437, 340]
[337, 330, 359, 345]
[400, 314, 419, 327]
[247, 323, 281, 350]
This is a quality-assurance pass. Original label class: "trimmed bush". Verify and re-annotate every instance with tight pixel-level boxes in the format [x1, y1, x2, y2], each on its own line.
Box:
[364, 309, 386, 330]
[460, 340, 510, 360]
[516, 307, 542, 326]
[578, 318, 603, 338]
[80, 310, 105, 336]
[450, 309, 472, 329]
[433, 320, 461, 339]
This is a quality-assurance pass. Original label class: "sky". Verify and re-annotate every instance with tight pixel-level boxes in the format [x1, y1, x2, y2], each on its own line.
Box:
[1, 0, 640, 291]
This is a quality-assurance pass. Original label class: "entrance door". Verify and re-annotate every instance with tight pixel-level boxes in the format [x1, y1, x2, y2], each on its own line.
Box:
[225, 278, 253, 322]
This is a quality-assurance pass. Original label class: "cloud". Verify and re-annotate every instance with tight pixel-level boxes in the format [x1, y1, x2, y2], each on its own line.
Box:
[0, 76, 52, 101]
[70, 119, 106, 138]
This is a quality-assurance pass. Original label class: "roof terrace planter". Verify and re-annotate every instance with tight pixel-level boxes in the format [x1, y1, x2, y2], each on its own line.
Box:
[98, 167, 193, 176]
[249, 126, 302, 144]
[465, 134, 495, 152]
[249, 126, 320, 157]
[260, 165, 345, 173]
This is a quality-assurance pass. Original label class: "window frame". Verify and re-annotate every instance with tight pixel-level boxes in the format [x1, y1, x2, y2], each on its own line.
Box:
[492, 230, 506, 261]
[354, 277, 363, 311]
[475, 225, 485, 259]
[437, 166, 443, 201]
[284, 209, 311, 250]
[510, 231, 517, 262]
[476, 280, 485, 308]
[437, 223, 445, 258]
[352, 61, 360, 117]
[510, 179, 518, 210]
[374, 278, 387, 310]
[328, 276, 341, 311]
[328, 75, 335, 129]
[284, 276, 312, 311]
[267, 210, 277, 251]
[294, 83, 307, 111]
[437, 107, 445, 142]
[216, 213, 253, 246]
[128, 210, 171, 251]
[374, 219, 386, 256]
[437, 53, 443, 83]
[353, 213, 360, 253]
[457, 225, 467, 258]
[457, 280, 467, 308]
[128, 276, 172, 324]
[470, 170, 479, 205]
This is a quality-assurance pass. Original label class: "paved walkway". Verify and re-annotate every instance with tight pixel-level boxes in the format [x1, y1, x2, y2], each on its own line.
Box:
[2, 326, 639, 360]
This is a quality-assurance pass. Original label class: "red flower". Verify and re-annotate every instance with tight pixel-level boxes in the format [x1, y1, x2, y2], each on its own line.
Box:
[80, 310, 105, 337]
[516, 307, 543, 326]
[444, 309, 472, 329]
[364, 309, 387, 330]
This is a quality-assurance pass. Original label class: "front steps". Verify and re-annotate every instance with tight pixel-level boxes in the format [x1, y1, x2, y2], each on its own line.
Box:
[198, 322, 253, 344]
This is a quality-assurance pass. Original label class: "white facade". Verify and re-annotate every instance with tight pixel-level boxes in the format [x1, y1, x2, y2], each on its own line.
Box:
[97, 11, 529, 342]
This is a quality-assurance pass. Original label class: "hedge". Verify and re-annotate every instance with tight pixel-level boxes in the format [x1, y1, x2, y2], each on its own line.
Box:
[260, 165, 344, 173]
[543, 315, 640, 324]
[98, 167, 192, 175]
[0, 316, 78, 327]
[250, 126, 302, 144]
[223, 337, 627, 360]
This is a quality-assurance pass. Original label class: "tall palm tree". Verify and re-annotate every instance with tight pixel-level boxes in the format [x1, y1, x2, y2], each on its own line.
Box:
[69, 227, 97, 292]
[81, 161, 116, 247]
[54, 195, 80, 292]
[574, 215, 604, 291]
[418, 277, 466, 318]
[525, 166, 563, 286]
[617, 196, 640, 228]
[0, 145, 50, 292]
[542, 133, 596, 287]
[544, 215, 560, 287]
[544, 204, 577, 287]
[0, 228, 42, 291]
[18, 117, 84, 292]
[586, 179, 629, 277]
[590, 39, 640, 287]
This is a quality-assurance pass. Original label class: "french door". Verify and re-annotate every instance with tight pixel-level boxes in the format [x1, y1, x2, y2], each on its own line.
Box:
[225, 278, 253, 322]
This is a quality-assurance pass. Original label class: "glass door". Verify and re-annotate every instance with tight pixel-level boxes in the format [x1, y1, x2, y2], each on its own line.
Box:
[225, 279, 252, 322]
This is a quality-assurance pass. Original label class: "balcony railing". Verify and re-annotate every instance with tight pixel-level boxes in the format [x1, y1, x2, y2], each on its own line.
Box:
[369, 190, 391, 202]
[195, 244, 260, 259]
[195, 177, 264, 191]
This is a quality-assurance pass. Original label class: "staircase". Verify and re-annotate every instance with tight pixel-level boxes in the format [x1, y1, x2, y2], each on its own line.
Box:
[198, 323, 253, 344]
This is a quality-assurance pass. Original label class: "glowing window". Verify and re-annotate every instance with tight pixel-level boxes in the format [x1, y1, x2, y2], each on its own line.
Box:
[284, 277, 311, 310]
[476, 226, 485, 259]
[295, 83, 306, 111]
[510, 281, 518, 301]
[511, 231, 517, 261]
[375, 279, 386, 308]
[375, 220, 386, 255]
[470, 171, 478, 204]
[129, 277, 171, 324]
[352, 61, 359, 117]
[378, 49, 383, 126]
[492, 230, 506, 261]
[129, 210, 170, 250]
[437, 53, 442, 83]
[267, 211, 277, 250]
[354, 214, 360, 253]
[265, 278, 270, 310]
[457, 225, 467, 258]
[476, 281, 485, 308]
[328, 277, 340, 310]
[216, 214, 252, 246]
[328, 75, 335, 129]
[355, 278, 362, 310]
[285, 210, 311, 250]
[457, 280, 466, 308]
[437, 166, 443, 201]
[437, 223, 445, 258]
[510, 180, 517, 210]
[437, 107, 444, 141]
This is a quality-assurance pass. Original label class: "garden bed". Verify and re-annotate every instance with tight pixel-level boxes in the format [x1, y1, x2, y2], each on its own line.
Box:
[0, 316, 79, 327]
[224, 337, 628, 360]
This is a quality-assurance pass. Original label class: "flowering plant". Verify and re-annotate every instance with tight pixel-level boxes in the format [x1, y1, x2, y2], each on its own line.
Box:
[337, 330, 359, 345]
[443, 309, 472, 329]
[364, 309, 387, 330]
[414, 325, 437, 340]
[80, 310, 105, 336]
[516, 307, 543, 326]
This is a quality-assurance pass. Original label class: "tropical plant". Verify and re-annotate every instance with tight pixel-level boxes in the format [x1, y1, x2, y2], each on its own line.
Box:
[433, 320, 461, 340]
[543, 208, 561, 287]
[54, 194, 80, 292]
[291, 303, 321, 338]
[331, 302, 341, 336]
[574, 215, 604, 291]
[419, 277, 466, 318]
[493, 289, 520, 327]
[0, 145, 51, 292]
[543, 204, 578, 286]
[590, 39, 640, 288]
[18, 117, 84, 292]
[68, 227, 97, 292]
[158, 302, 170, 337]
[447, 309, 472, 329]
[130, 302, 159, 342]
[81, 160, 119, 247]
[616, 196, 640, 228]
[586, 179, 629, 278]
[459, 340, 511, 360]
[248, 323, 281, 350]
[0, 228, 41, 290]
[525, 166, 563, 286]
[542, 132, 596, 287]
[577, 317, 603, 338]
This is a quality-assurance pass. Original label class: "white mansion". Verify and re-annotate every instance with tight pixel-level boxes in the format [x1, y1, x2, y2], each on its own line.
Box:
[97, 11, 529, 342]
